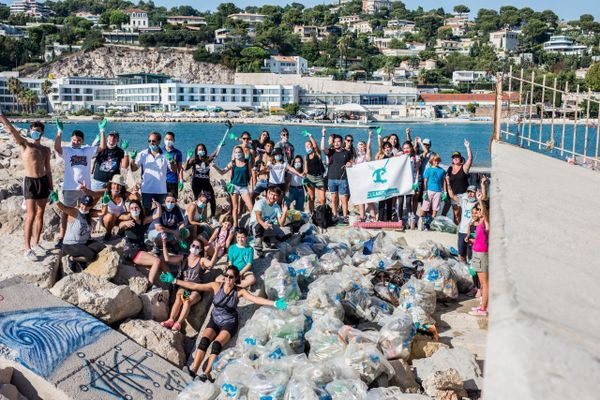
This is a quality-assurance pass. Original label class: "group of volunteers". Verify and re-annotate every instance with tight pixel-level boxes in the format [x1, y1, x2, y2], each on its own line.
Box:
[1, 111, 490, 378]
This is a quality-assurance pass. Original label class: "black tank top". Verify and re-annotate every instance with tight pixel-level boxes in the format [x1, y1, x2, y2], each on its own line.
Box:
[306, 153, 325, 176]
[447, 166, 469, 194]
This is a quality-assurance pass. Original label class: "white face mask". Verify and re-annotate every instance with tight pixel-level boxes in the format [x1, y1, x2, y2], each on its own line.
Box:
[131, 210, 141, 218]
[190, 247, 201, 255]
[165, 139, 174, 148]
[79, 208, 89, 215]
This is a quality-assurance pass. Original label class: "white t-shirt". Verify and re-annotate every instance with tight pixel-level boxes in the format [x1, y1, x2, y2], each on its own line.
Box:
[250, 198, 282, 226]
[458, 193, 478, 234]
[135, 149, 168, 194]
[61, 146, 97, 191]
[290, 172, 303, 187]
[268, 162, 288, 185]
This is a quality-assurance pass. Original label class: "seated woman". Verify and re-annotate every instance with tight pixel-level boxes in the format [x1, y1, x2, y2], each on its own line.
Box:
[55, 194, 105, 272]
[160, 237, 222, 332]
[160, 266, 287, 381]
[204, 216, 234, 260]
[185, 192, 212, 245]
[118, 199, 167, 287]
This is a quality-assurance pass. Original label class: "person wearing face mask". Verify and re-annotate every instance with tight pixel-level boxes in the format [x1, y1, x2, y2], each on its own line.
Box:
[160, 237, 222, 332]
[131, 131, 173, 215]
[54, 127, 105, 249]
[287, 156, 306, 211]
[261, 148, 303, 203]
[443, 139, 473, 224]
[252, 140, 274, 200]
[185, 192, 213, 244]
[303, 131, 326, 213]
[55, 195, 105, 272]
[91, 131, 128, 191]
[163, 131, 183, 198]
[118, 199, 168, 287]
[447, 175, 488, 263]
[147, 192, 186, 254]
[185, 143, 218, 219]
[0, 115, 53, 261]
[214, 145, 254, 228]
[274, 128, 295, 163]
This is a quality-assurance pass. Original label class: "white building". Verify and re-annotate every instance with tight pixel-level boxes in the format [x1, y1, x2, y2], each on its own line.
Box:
[381, 42, 426, 57]
[122, 9, 148, 31]
[362, 0, 392, 15]
[348, 20, 372, 34]
[44, 42, 82, 62]
[9, 0, 49, 18]
[166, 16, 206, 26]
[0, 72, 48, 112]
[543, 35, 588, 56]
[0, 23, 28, 38]
[264, 56, 308, 75]
[435, 38, 474, 57]
[489, 29, 519, 53]
[339, 15, 360, 25]
[452, 71, 491, 85]
[228, 12, 266, 27]
[387, 19, 415, 29]
[75, 12, 100, 25]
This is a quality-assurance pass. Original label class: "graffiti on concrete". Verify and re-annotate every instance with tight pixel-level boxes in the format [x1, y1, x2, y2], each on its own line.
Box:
[0, 306, 110, 377]
[77, 347, 187, 399]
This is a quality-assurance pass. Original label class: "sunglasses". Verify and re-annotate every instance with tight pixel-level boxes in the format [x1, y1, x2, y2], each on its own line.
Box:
[346, 139, 353, 142]
[242, 137, 251, 141]
[190, 244, 201, 249]
[147, 139, 158, 144]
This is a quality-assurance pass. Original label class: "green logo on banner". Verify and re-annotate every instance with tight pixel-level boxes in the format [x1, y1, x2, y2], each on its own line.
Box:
[367, 188, 400, 200]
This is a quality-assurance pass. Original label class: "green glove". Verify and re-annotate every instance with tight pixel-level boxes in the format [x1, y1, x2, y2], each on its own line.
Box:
[302, 130, 311, 137]
[183, 289, 191, 300]
[468, 266, 476, 277]
[275, 298, 288, 311]
[178, 181, 184, 192]
[129, 150, 137, 159]
[166, 152, 173, 162]
[98, 117, 108, 131]
[55, 118, 63, 131]
[302, 177, 308, 185]
[121, 139, 129, 150]
[179, 227, 190, 239]
[101, 191, 111, 205]
[187, 149, 194, 159]
[160, 272, 175, 284]
[49, 189, 59, 203]
[423, 191, 429, 201]
[441, 192, 448, 202]
[226, 182, 234, 194]
[179, 240, 189, 250]
[95, 133, 100, 143]
[376, 127, 383, 135]
[411, 182, 419, 191]
[228, 132, 237, 140]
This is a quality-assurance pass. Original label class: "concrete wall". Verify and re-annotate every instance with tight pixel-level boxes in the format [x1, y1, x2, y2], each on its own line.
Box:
[485, 142, 600, 400]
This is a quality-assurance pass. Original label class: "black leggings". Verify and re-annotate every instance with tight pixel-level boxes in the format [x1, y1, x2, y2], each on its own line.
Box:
[63, 240, 105, 263]
[192, 178, 216, 218]
[397, 195, 414, 219]
[378, 198, 395, 222]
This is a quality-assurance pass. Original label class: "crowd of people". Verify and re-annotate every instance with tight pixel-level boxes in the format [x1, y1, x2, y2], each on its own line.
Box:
[1, 112, 490, 369]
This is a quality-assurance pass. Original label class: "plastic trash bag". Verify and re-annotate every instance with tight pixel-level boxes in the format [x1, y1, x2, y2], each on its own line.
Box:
[295, 243, 316, 257]
[264, 261, 302, 301]
[378, 311, 416, 360]
[339, 326, 380, 345]
[305, 316, 346, 362]
[407, 305, 435, 330]
[399, 277, 436, 316]
[369, 296, 395, 322]
[247, 369, 289, 400]
[290, 254, 321, 289]
[261, 353, 308, 378]
[319, 251, 344, 274]
[270, 312, 307, 353]
[213, 346, 246, 374]
[325, 242, 352, 259]
[292, 361, 337, 387]
[337, 266, 373, 292]
[422, 262, 457, 300]
[276, 241, 294, 263]
[447, 259, 474, 293]
[237, 318, 270, 347]
[367, 387, 431, 400]
[260, 337, 293, 364]
[414, 240, 447, 259]
[373, 282, 400, 306]
[179, 380, 220, 400]
[341, 343, 395, 384]
[341, 283, 373, 321]
[307, 276, 343, 308]
[284, 377, 330, 400]
[429, 216, 458, 234]
[325, 379, 368, 400]
[216, 360, 256, 399]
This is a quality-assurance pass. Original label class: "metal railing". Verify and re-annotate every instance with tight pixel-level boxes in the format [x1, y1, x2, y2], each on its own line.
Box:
[492, 66, 600, 169]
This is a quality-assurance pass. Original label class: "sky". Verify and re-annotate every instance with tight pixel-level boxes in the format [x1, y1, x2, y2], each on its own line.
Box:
[154, 0, 599, 21]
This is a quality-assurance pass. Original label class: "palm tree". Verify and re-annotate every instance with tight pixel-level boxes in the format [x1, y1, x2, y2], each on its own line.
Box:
[383, 60, 396, 82]
[7, 77, 23, 113]
[41, 79, 53, 112]
[337, 34, 352, 73]
[17, 89, 39, 114]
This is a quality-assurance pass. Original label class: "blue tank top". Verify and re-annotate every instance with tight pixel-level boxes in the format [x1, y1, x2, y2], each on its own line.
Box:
[212, 284, 238, 325]
[231, 162, 250, 187]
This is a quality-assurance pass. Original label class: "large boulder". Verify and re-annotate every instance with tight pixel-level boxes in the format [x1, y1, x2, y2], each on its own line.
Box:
[50, 273, 142, 324]
[413, 347, 483, 392]
[140, 289, 170, 322]
[112, 263, 150, 295]
[119, 319, 186, 368]
[84, 246, 120, 280]
[0, 244, 60, 289]
[387, 359, 420, 393]
[422, 368, 468, 400]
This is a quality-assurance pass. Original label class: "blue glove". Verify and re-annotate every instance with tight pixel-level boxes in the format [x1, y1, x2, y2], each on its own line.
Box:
[275, 298, 288, 311]
[160, 272, 175, 284]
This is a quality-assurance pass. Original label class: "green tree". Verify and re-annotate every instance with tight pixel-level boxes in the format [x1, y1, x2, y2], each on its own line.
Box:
[475, 9, 500, 33]
[100, 10, 129, 28]
[7, 78, 23, 111]
[283, 103, 300, 115]
[453, 5, 470, 14]
[437, 27, 453, 40]
[521, 19, 549, 50]
[41, 80, 53, 112]
[415, 14, 443, 43]
[82, 30, 104, 52]
[193, 47, 219, 63]
[585, 63, 600, 91]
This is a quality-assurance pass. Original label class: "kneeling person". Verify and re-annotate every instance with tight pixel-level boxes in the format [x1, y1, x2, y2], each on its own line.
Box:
[250, 186, 290, 257]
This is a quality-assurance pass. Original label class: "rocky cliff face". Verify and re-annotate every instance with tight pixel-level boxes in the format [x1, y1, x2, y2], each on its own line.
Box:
[22, 46, 235, 84]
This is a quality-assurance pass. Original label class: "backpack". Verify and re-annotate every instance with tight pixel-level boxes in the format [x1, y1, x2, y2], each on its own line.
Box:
[312, 204, 335, 230]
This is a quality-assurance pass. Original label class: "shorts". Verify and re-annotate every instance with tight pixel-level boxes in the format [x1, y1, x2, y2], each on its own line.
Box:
[23, 176, 51, 200]
[253, 179, 269, 195]
[457, 233, 468, 258]
[141, 193, 166, 210]
[167, 182, 179, 198]
[471, 251, 489, 273]
[421, 191, 441, 212]
[205, 315, 238, 337]
[123, 241, 142, 261]
[328, 178, 349, 196]
[63, 190, 86, 207]
[305, 174, 326, 190]
[91, 179, 108, 191]
[231, 184, 249, 196]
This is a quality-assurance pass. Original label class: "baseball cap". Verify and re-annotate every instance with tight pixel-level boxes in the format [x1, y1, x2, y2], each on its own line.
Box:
[452, 151, 462, 158]
[422, 138, 431, 145]
[108, 131, 119, 138]
[466, 185, 477, 193]
[80, 195, 94, 206]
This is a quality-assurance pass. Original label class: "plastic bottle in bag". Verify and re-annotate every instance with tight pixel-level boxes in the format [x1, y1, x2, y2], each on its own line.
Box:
[325, 379, 368, 400]
[367, 387, 431, 400]
[270, 313, 307, 353]
[447, 259, 474, 293]
[292, 361, 337, 387]
[399, 277, 436, 316]
[264, 261, 302, 301]
[429, 216, 458, 234]
[216, 360, 256, 399]
[319, 252, 344, 274]
[377, 311, 416, 360]
[341, 283, 373, 321]
[247, 370, 289, 400]
[237, 319, 270, 347]
[339, 325, 380, 345]
[305, 317, 346, 362]
[178, 380, 220, 400]
[284, 377, 330, 400]
[340, 343, 395, 384]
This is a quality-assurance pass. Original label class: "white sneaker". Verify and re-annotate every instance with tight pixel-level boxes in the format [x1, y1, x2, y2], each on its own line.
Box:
[24, 249, 37, 261]
[33, 244, 46, 255]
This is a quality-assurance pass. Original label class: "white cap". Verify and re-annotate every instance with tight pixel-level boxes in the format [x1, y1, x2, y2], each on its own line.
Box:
[422, 138, 431, 145]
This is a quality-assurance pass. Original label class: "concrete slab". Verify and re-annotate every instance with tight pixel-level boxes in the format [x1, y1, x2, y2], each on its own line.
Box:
[0, 239, 60, 289]
[485, 142, 600, 400]
[0, 278, 189, 400]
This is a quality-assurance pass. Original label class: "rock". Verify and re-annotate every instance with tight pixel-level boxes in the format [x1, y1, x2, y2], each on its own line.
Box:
[0, 367, 12, 385]
[119, 319, 185, 368]
[140, 289, 170, 322]
[84, 246, 120, 280]
[422, 369, 468, 400]
[183, 292, 213, 338]
[413, 347, 483, 392]
[410, 334, 450, 361]
[0, 383, 26, 400]
[50, 273, 142, 324]
[0, 182, 21, 201]
[0, 247, 60, 289]
[388, 359, 420, 393]
[112, 263, 150, 295]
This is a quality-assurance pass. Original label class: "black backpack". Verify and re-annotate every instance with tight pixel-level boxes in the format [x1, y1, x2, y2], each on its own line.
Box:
[312, 204, 335, 230]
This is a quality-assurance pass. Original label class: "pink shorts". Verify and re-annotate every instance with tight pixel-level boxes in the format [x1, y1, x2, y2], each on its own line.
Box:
[421, 191, 441, 212]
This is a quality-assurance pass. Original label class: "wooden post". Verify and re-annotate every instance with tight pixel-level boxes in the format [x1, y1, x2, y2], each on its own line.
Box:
[493, 72, 503, 142]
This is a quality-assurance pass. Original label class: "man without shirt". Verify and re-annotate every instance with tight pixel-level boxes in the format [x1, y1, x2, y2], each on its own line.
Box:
[0, 114, 52, 261]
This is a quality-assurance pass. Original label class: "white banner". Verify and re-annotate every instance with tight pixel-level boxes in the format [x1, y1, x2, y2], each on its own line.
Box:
[346, 155, 414, 204]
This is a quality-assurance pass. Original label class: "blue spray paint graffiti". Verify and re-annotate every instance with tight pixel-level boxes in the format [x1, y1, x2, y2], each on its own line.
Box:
[0, 306, 110, 377]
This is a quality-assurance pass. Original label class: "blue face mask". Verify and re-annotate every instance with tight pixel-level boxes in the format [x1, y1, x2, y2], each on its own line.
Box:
[131, 210, 141, 218]
[197, 201, 206, 209]
[197, 150, 206, 157]
[150, 144, 159, 152]
[275, 155, 282, 161]
[235, 153, 243, 160]
[30, 131, 42, 140]
[294, 162, 302, 169]
[305, 147, 313, 154]
[165, 203, 175, 211]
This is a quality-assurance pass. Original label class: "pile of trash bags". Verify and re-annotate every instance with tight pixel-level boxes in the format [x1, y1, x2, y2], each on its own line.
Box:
[179, 227, 475, 400]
